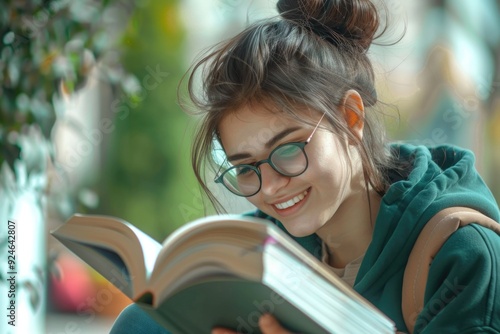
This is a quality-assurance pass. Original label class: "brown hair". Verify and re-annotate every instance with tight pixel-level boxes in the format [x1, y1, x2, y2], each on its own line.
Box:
[186, 0, 396, 212]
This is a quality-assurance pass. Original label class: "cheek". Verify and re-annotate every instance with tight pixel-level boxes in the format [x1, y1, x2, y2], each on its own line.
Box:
[245, 195, 269, 215]
[308, 139, 351, 184]
[245, 196, 259, 208]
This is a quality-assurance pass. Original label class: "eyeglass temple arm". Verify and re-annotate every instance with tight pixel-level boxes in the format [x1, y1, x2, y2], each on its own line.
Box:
[213, 160, 226, 182]
[306, 112, 326, 143]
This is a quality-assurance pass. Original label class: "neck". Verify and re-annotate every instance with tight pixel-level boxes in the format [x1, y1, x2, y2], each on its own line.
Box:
[316, 180, 382, 269]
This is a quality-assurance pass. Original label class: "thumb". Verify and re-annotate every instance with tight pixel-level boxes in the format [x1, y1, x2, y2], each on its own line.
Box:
[259, 314, 291, 334]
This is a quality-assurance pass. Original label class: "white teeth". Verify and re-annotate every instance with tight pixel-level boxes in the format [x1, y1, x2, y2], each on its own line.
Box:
[275, 190, 308, 210]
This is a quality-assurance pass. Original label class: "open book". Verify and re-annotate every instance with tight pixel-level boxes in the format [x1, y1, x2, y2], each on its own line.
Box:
[51, 214, 395, 334]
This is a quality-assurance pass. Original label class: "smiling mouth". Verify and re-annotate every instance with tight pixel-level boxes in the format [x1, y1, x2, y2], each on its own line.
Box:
[274, 190, 309, 210]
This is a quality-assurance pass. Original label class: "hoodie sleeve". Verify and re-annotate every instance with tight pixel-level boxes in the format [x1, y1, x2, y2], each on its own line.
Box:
[414, 224, 500, 333]
[110, 304, 171, 334]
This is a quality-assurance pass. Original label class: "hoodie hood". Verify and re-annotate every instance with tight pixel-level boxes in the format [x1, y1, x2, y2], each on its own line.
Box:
[354, 143, 499, 297]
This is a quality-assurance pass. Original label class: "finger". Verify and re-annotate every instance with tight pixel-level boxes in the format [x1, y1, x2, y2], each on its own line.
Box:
[259, 314, 291, 334]
[211, 327, 237, 334]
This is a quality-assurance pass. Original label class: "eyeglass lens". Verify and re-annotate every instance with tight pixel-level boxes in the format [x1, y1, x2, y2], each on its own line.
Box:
[221, 142, 307, 196]
[271, 143, 307, 175]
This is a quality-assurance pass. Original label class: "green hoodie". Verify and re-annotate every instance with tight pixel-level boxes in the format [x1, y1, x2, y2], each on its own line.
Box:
[111, 144, 500, 334]
[249, 144, 500, 333]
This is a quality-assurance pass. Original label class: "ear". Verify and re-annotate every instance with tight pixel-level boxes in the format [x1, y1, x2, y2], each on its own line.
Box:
[341, 89, 365, 141]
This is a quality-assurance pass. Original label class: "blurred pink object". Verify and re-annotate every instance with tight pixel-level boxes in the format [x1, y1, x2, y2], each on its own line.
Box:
[50, 253, 96, 312]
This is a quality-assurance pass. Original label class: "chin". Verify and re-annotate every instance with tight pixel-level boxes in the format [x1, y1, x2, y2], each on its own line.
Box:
[281, 220, 318, 238]
[288, 230, 315, 238]
[260, 208, 319, 237]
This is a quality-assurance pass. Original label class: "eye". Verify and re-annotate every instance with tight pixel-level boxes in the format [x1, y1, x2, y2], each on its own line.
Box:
[236, 165, 254, 176]
[279, 144, 301, 156]
[274, 143, 302, 160]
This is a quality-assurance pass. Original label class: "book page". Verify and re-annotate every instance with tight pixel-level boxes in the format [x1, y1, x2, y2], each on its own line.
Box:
[156, 215, 271, 264]
[149, 243, 264, 305]
[51, 215, 162, 298]
[262, 237, 395, 333]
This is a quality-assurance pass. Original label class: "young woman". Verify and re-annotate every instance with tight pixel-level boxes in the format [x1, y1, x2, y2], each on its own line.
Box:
[111, 0, 500, 333]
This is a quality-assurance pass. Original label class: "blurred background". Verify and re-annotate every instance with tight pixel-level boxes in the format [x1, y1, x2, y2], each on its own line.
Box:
[1, 0, 499, 333]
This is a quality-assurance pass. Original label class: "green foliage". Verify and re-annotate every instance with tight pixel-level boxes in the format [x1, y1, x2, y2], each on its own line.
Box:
[97, 1, 204, 240]
[0, 0, 137, 175]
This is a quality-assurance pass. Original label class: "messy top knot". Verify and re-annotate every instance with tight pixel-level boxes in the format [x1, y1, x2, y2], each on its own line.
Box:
[277, 0, 379, 51]
[187, 0, 396, 212]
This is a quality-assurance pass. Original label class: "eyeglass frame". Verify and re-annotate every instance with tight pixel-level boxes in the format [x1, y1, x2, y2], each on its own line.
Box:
[214, 112, 327, 197]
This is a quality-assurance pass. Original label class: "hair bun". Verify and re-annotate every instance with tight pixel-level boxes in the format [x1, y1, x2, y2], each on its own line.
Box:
[277, 0, 379, 50]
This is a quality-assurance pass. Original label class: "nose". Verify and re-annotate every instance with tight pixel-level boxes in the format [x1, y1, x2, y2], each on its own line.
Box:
[259, 163, 289, 196]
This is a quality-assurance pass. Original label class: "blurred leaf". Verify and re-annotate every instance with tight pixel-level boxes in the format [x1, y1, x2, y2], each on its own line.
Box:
[34, 266, 45, 285]
[48, 250, 62, 281]
[15, 93, 30, 112]
[22, 280, 41, 311]
[0, 141, 21, 173]
[1, 0, 138, 162]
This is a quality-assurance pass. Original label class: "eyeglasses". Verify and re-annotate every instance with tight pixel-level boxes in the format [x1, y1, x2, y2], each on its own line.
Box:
[214, 113, 326, 197]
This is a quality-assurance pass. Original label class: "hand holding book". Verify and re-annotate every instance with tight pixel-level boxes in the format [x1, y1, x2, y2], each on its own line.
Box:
[212, 313, 292, 334]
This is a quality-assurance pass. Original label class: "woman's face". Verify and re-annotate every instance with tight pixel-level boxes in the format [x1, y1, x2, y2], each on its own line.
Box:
[218, 104, 357, 237]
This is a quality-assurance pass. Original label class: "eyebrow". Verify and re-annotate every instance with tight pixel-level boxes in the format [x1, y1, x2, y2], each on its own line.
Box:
[227, 126, 302, 162]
